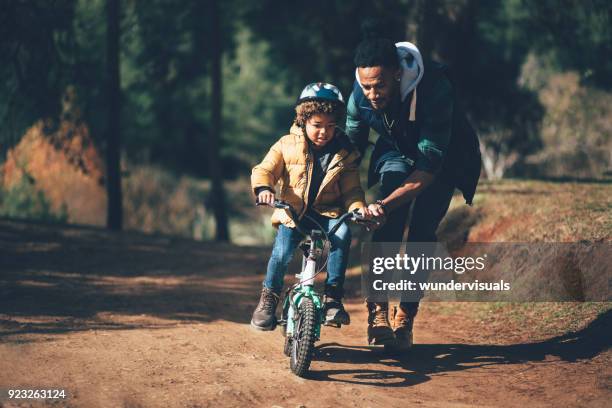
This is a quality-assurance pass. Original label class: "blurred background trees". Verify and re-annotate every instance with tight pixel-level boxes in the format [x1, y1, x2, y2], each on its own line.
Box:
[1, 0, 610, 241]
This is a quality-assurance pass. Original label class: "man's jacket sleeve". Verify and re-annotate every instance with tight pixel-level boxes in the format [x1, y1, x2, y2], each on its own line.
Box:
[415, 75, 453, 174]
[251, 139, 284, 195]
[345, 91, 370, 158]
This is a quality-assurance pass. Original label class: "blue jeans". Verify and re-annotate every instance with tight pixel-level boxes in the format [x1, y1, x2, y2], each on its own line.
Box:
[263, 210, 352, 294]
[372, 157, 455, 243]
[371, 157, 455, 316]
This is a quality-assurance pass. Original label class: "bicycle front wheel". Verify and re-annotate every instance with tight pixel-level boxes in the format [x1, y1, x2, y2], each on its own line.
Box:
[289, 297, 317, 377]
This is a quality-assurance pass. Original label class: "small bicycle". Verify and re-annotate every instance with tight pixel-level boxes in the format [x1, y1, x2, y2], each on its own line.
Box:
[258, 200, 377, 377]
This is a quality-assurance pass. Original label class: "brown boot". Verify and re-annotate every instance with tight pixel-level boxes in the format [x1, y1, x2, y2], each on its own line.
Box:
[391, 305, 414, 350]
[367, 302, 395, 345]
[250, 287, 280, 331]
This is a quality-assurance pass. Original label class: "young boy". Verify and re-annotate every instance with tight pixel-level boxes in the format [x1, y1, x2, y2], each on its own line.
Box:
[251, 82, 369, 331]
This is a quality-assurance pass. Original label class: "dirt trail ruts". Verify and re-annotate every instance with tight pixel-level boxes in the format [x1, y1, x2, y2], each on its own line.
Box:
[0, 219, 610, 407]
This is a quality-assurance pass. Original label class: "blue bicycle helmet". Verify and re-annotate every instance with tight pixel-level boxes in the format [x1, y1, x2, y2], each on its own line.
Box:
[296, 82, 345, 106]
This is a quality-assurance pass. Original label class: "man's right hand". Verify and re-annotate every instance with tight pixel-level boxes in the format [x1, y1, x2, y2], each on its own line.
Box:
[367, 202, 387, 227]
[257, 190, 275, 207]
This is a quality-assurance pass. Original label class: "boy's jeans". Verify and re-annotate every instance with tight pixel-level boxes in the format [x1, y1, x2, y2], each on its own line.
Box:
[263, 210, 351, 295]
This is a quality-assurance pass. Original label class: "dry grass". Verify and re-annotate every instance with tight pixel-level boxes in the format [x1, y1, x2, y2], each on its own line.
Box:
[455, 179, 611, 242]
[1, 120, 107, 225]
[425, 301, 610, 344]
[434, 178, 611, 341]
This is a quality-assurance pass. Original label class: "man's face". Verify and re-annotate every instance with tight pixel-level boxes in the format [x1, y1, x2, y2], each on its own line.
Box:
[357, 66, 400, 111]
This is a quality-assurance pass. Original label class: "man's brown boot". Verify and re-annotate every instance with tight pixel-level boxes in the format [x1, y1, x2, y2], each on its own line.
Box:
[367, 302, 395, 345]
[391, 305, 414, 350]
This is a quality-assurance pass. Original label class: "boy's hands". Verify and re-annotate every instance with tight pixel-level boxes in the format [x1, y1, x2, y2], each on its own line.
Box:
[357, 206, 373, 220]
[257, 190, 275, 207]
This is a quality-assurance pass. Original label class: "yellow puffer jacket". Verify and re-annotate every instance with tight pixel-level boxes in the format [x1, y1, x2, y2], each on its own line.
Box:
[251, 125, 366, 228]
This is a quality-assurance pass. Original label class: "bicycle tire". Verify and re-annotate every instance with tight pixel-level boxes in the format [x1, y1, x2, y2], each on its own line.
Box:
[289, 297, 317, 377]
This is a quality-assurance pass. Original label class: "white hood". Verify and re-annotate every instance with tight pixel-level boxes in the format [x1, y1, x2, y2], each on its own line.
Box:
[355, 41, 424, 102]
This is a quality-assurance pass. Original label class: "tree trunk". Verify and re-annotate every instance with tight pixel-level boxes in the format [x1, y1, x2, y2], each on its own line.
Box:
[106, 0, 122, 230]
[208, 0, 230, 241]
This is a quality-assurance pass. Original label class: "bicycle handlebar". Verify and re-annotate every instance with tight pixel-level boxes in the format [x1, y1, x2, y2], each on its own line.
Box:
[256, 199, 380, 289]
[256, 199, 380, 237]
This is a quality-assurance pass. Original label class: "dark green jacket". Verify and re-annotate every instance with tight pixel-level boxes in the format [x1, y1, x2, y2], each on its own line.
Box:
[345, 61, 480, 204]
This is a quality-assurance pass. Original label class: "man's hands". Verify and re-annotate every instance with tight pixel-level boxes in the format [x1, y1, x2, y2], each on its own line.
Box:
[356, 206, 372, 219]
[362, 169, 436, 228]
[367, 201, 386, 218]
[366, 202, 387, 228]
[257, 190, 275, 206]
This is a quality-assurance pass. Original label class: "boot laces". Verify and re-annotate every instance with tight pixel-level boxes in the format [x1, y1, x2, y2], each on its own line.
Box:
[373, 309, 389, 326]
[258, 290, 278, 313]
[394, 306, 413, 329]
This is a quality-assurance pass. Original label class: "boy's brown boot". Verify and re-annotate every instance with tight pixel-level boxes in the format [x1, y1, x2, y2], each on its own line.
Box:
[367, 302, 395, 345]
[251, 287, 280, 331]
[391, 305, 414, 350]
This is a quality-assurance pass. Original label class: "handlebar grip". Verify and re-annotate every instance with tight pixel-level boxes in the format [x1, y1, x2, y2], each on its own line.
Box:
[273, 200, 291, 210]
[255, 199, 292, 210]
[350, 211, 381, 227]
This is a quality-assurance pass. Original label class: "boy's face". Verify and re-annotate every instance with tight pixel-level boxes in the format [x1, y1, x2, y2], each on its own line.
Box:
[305, 113, 336, 148]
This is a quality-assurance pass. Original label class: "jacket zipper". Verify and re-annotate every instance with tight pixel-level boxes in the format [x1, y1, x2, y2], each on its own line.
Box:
[299, 150, 312, 219]
[312, 151, 350, 204]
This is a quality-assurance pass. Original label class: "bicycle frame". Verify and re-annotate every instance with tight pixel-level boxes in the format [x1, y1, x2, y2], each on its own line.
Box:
[257, 199, 377, 340]
[283, 229, 326, 340]
[256, 199, 379, 376]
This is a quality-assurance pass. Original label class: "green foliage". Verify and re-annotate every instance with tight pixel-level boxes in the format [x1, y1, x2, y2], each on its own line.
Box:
[222, 28, 295, 165]
[0, 0, 78, 156]
[516, 59, 612, 178]
[1, 0, 610, 183]
[241, 0, 411, 94]
[438, 0, 543, 156]
[518, 0, 612, 89]
[0, 175, 68, 223]
[119, 0, 241, 176]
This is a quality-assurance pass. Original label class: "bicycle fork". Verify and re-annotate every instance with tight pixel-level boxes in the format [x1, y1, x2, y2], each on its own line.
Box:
[283, 237, 324, 340]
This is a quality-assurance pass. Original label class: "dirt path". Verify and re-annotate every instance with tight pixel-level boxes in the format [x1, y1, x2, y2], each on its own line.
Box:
[1, 220, 610, 407]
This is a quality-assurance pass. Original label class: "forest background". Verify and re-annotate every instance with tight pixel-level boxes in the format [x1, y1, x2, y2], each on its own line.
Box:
[1, 0, 610, 244]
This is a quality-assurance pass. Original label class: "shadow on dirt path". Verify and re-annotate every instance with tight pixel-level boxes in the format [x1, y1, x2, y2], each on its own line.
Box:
[311, 309, 611, 385]
[1, 219, 611, 407]
[0, 219, 271, 338]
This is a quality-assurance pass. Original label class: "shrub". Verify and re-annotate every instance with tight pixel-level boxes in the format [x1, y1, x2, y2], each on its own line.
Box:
[0, 172, 67, 222]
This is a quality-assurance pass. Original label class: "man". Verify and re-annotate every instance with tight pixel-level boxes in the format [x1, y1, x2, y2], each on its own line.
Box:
[345, 34, 480, 349]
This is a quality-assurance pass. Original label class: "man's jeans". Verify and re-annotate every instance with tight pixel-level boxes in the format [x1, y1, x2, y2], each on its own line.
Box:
[263, 210, 351, 295]
[372, 157, 455, 316]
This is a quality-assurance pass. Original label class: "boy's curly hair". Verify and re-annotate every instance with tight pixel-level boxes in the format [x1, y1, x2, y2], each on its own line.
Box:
[294, 100, 345, 128]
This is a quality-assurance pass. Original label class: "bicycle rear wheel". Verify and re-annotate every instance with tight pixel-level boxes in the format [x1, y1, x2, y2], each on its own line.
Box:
[289, 297, 317, 377]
